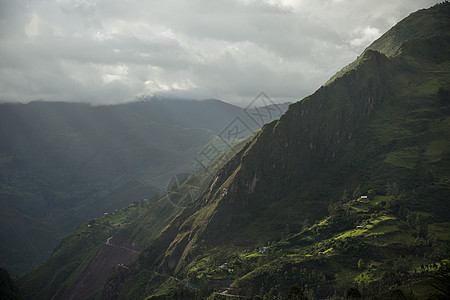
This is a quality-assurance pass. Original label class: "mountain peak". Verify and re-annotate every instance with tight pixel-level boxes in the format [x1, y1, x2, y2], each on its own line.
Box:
[327, 2, 450, 85]
[15, 4, 450, 299]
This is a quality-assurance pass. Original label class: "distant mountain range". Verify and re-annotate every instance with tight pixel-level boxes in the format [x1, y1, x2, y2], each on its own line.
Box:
[9, 3, 450, 299]
[0, 97, 290, 277]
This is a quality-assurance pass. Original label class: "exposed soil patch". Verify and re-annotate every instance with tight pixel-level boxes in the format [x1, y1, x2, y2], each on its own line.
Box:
[60, 234, 143, 300]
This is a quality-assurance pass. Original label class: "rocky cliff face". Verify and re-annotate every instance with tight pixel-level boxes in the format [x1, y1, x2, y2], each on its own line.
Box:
[199, 50, 388, 240]
[131, 48, 390, 280]
[116, 6, 450, 295]
[15, 3, 450, 299]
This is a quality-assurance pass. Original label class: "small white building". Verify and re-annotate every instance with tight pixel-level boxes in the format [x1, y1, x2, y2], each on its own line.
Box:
[361, 196, 368, 199]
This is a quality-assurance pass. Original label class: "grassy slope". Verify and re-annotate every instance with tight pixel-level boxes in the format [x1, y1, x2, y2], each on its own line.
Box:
[0, 102, 207, 276]
[0, 98, 287, 276]
[14, 4, 450, 299]
[217, 36, 450, 298]
[15, 134, 256, 300]
[0, 205, 65, 277]
[110, 4, 450, 299]
[326, 3, 449, 85]
[226, 195, 450, 298]
[14, 197, 173, 300]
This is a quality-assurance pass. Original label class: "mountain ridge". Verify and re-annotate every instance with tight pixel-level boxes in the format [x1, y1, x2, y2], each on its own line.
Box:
[326, 2, 450, 85]
[0, 98, 289, 276]
[112, 3, 449, 298]
[15, 3, 450, 299]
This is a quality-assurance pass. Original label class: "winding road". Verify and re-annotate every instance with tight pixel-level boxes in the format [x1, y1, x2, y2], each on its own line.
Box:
[105, 237, 141, 254]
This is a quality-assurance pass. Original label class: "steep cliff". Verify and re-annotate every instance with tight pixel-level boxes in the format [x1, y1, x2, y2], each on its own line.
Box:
[110, 3, 450, 298]
[16, 3, 450, 299]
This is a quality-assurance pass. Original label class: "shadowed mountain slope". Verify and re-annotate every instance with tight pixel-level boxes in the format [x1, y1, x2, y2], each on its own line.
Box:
[15, 3, 450, 299]
[0, 98, 288, 276]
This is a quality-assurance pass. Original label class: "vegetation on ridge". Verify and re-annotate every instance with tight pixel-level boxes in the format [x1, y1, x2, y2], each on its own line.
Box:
[14, 3, 450, 299]
[0, 98, 288, 276]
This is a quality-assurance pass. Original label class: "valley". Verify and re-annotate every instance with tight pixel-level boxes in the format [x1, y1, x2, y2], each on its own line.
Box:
[0, 98, 289, 276]
[2, 2, 450, 300]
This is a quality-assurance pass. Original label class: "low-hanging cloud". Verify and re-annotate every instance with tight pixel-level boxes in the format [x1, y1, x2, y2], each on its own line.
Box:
[0, 0, 440, 105]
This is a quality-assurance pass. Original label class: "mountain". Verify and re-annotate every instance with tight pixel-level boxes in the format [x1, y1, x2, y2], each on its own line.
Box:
[0, 204, 65, 277]
[14, 135, 254, 299]
[15, 3, 450, 299]
[0, 98, 290, 276]
[0, 268, 22, 299]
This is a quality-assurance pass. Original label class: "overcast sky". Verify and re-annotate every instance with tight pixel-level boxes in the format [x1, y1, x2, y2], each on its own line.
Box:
[0, 0, 440, 106]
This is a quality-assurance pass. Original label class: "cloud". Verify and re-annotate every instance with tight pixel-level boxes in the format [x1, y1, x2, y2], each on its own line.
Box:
[0, 0, 440, 105]
[349, 26, 381, 48]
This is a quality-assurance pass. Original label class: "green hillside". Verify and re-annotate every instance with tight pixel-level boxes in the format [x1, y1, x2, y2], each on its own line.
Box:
[0, 99, 288, 276]
[15, 134, 255, 299]
[0, 204, 64, 278]
[15, 3, 450, 299]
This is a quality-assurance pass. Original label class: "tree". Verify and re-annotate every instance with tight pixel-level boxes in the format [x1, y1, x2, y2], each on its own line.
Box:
[287, 284, 308, 300]
[341, 189, 350, 202]
[344, 287, 362, 299]
[438, 87, 450, 104]
[352, 185, 361, 199]
[303, 218, 310, 229]
[282, 223, 290, 239]
[386, 182, 399, 197]
[358, 259, 364, 269]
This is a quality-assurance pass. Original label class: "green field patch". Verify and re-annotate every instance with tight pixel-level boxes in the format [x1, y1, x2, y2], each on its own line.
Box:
[384, 148, 419, 169]
[335, 215, 398, 241]
[363, 217, 413, 247]
[317, 218, 330, 226]
[354, 271, 376, 284]
[373, 195, 389, 204]
[390, 277, 445, 300]
[374, 230, 414, 247]
[334, 268, 360, 290]
[335, 228, 367, 240]
[368, 215, 397, 227]
[424, 140, 450, 161]
[323, 247, 334, 254]
[351, 200, 371, 212]
[96, 206, 141, 228]
[244, 253, 263, 259]
[367, 223, 399, 236]
[428, 222, 450, 241]
[414, 76, 444, 97]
